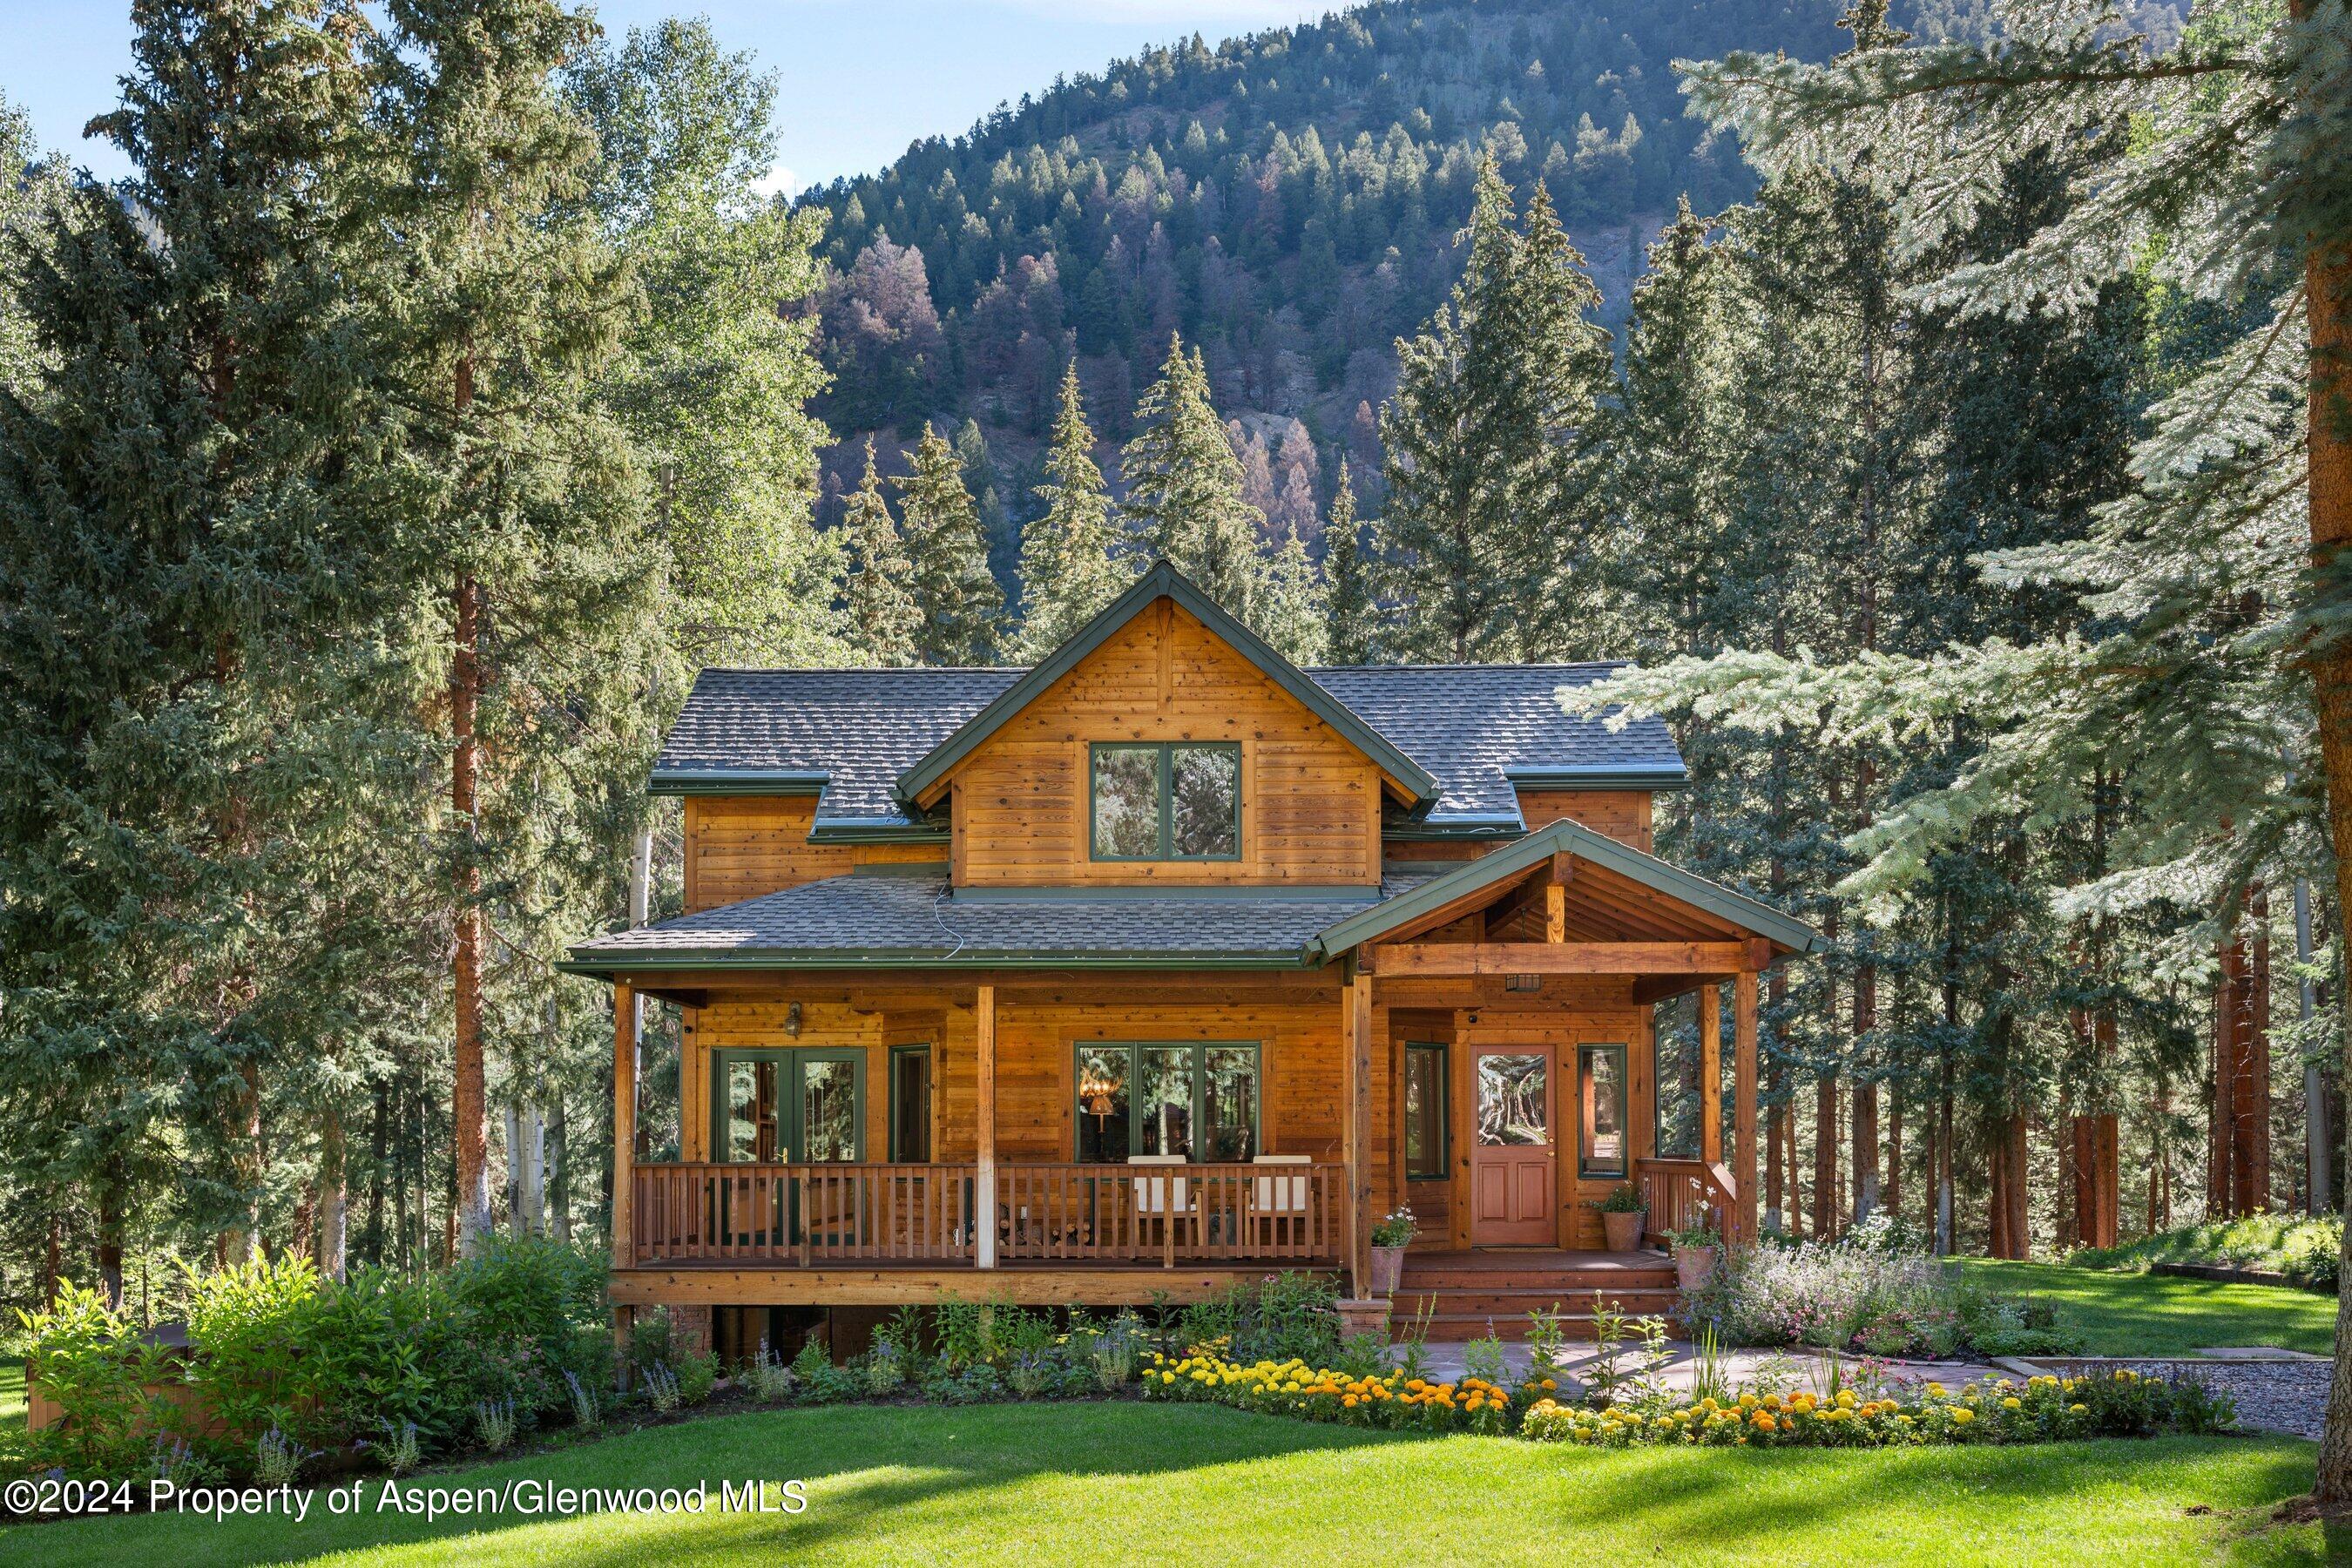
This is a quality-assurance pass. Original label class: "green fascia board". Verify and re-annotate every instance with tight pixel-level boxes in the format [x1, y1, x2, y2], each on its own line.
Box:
[1382, 814, 1526, 841]
[948, 882, 1377, 904]
[647, 768, 829, 797]
[807, 819, 950, 845]
[893, 561, 1438, 808]
[1504, 765, 1690, 792]
[558, 949, 1318, 977]
[1308, 816, 1827, 960]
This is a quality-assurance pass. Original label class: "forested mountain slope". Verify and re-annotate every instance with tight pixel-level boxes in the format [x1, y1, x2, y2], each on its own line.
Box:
[788, 0, 2179, 573]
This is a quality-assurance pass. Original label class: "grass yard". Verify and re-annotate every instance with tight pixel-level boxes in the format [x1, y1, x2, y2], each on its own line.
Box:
[0, 1402, 2335, 1567]
[1954, 1259, 2339, 1358]
[0, 1360, 20, 1434]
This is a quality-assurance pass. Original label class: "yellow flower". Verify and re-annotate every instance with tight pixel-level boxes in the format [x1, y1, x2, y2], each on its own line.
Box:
[2069, 1403, 2087, 1416]
[1950, 1407, 1976, 1424]
[1835, 1389, 1856, 1409]
[2002, 1397, 2022, 1411]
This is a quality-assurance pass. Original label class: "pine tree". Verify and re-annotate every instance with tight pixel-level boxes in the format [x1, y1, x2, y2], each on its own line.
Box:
[0, 0, 400, 1290]
[1119, 333, 1264, 619]
[366, 0, 655, 1250]
[842, 437, 918, 665]
[1380, 160, 1611, 662]
[896, 422, 1004, 664]
[1016, 360, 1131, 659]
[1321, 461, 1381, 663]
[1260, 523, 1329, 664]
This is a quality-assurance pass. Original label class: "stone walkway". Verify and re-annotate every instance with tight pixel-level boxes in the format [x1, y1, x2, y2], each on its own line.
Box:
[1407, 1338, 1993, 1396]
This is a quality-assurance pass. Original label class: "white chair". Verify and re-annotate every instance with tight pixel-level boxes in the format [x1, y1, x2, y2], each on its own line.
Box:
[1251, 1152, 1312, 1214]
[1129, 1153, 1191, 1217]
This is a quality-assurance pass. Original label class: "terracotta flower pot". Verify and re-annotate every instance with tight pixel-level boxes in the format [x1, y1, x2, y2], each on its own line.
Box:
[1674, 1244, 1718, 1292]
[1370, 1244, 1407, 1296]
[1601, 1209, 1646, 1253]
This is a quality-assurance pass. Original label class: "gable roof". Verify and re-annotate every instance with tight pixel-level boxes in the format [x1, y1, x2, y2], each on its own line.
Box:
[643, 581, 1689, 834]
[1307, 817, 1828, 960]
[894, 561, 1439, 809]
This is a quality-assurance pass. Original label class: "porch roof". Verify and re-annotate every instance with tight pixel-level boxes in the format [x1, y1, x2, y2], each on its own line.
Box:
[561, 868, 1435, 972]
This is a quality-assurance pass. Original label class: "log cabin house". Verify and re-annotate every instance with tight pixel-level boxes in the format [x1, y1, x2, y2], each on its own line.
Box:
[564, 563, 1822, 1355]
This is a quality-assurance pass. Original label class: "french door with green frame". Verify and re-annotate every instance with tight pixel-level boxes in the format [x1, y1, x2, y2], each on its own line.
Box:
[709, 1049, 864, 1248]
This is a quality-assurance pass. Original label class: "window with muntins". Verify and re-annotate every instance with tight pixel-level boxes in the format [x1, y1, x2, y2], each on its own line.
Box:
[1089, 742, 1240, 861]
[1075, 1042, 1260, 1160]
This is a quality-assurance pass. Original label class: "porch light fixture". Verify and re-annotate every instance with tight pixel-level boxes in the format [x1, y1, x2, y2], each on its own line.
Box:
[784, 1002, 803, 1037]
[1504, 974, 1542, 993]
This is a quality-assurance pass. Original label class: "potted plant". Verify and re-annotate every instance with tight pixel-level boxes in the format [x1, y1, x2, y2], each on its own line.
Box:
[1587, 1182, 1647, 1252]
[1666, 1221, 1720, 1291]
[1369, 1206, 1416, 1294]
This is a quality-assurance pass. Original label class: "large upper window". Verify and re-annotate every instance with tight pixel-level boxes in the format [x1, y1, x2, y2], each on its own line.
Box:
[1090, 743, 1240, 861]
[1075, 1043, 1259, 1161]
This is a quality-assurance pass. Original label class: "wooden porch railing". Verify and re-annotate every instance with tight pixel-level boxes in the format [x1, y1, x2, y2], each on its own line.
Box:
[626, 1160, 1345, 1269]
[997, 1163, 1344, 1266]
[1635, 1156, 1739, 1247]
[631, 1163, 977, 1267]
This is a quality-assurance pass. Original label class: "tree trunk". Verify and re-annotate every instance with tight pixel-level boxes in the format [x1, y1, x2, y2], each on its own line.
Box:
[2070, 1113, 2119, 1250]
[1987, 1114, 2031, 1260]
[97, 1174, 124, 1307]
[1885, 1092, 1903, 1222]
[2298, 877, 2333, 1214]
[1854, 960, 1879, 1224]
[549, 1089, 571, 1243]
[1814, 1074, 1839, 1240]
[319, 1103, 348, 1281]
[452, 567, 493, 1253]
[2303, 51, 2352, 1491]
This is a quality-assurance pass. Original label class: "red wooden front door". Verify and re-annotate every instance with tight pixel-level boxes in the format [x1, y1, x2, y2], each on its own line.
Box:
[1469, 1047, 1557, 1245]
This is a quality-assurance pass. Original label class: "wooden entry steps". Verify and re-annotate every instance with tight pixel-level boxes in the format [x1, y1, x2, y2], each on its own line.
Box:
[1393, 1249, 1680, 1342]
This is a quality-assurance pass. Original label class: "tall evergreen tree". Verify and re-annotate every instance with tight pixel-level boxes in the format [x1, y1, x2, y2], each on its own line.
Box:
[1321, 460, 1380, 663]
[1016, 360, 1130, 659]
[1119, 332, 1264, 619]
[1381, 161, 1612, 662]
[842, 437, 918, 665]
[1260, 523, 1328, 664]
[366, 0, 655, 1250]
[0, 0, 403, 1290]
[896, 422, 1004, 664]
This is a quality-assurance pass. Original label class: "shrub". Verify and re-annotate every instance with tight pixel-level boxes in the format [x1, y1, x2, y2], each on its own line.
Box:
[1177, 1272, 1340, 1364]
[14, 1282, 172, 1479]
[1686, 1217, 2076, 1357]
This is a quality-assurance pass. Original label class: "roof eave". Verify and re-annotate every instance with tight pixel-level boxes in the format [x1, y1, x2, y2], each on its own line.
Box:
[1504, 765, 1691, 792]
[559, 949, 1321, 976]
[646, 768, 829, 798]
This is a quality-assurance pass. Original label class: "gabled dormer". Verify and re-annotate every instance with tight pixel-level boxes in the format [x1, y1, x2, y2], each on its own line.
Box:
[895, 563, 1435, 887]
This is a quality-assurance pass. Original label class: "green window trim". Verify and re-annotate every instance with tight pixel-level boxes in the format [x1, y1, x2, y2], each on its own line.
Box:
[888, 1043, 932, 1162]
[1088, 741, 1243, 862]
[1403, 1040, 1449, 1180]
[709, 1047, 866, 1164]
[1071, 1039, 1261, 1161]
[1578, 1042, 1629, 1180]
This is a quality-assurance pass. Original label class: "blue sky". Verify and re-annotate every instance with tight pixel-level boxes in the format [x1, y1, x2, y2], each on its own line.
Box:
[0, 1, 1323, 192]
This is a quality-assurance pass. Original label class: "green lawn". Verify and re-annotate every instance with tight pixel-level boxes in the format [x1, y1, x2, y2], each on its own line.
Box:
[0, 1359, 20, 1434]
[1955, 1259, 2340, 1358]
[0, 1402, 2335, 1566]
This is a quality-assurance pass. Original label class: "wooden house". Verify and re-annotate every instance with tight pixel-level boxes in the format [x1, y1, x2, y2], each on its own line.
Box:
[564, 564, 1821, 1355]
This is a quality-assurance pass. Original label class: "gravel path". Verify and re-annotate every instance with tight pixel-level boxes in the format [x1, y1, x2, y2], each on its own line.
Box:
[2114, 1360, 2331, 1441]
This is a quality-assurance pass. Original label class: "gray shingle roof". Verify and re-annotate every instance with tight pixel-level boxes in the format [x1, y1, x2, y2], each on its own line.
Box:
[568, 870, 1438, 968]
[650, 663, 1682, 829]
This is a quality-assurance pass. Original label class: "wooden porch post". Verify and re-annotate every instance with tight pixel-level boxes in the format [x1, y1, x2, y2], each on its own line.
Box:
[1343, 967, 1373, 1295]
[975, 983, 997, 1269]
[611, 979, 636, 1392]
[1699, 983, 1722, 1166]
[612, 980, 635, 1267]
[1734, 970, 1760, 1244]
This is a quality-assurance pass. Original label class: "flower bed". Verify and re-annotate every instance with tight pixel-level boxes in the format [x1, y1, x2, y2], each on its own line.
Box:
[1521, 1370, 2233, 1448]
[1144, 1348, 1552, 1434]
[1144, 1349, 2235, 1450]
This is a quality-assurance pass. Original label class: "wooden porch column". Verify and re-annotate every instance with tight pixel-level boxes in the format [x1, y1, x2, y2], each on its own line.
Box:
[612, 980, 635, 1267]
[975, 983, 997, 1269]
[1343, 967, 1374, 1295]
[1698, 983, 1722, 1166]
[1734, 970, 1760, 1244]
